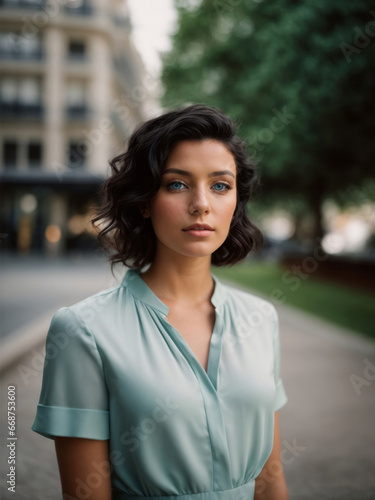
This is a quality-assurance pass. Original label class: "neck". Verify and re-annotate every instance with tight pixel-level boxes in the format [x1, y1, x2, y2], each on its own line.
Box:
[139, 253, 215, 308]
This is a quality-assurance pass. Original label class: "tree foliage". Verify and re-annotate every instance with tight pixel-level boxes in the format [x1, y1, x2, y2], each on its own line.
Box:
[161, 0, 375, 239]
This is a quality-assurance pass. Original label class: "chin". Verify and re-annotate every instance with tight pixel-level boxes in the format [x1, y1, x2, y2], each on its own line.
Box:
[179, 243, 224, 258]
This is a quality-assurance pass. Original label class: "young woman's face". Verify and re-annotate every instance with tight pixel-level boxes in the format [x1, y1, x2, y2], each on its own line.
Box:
[144, 139, 237, 260]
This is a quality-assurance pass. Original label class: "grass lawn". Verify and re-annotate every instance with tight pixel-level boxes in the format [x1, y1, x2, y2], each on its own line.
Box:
[212, 261, 375, 339]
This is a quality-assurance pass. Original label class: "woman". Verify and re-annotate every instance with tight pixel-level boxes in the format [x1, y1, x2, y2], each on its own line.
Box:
[32, 104, 289, 500]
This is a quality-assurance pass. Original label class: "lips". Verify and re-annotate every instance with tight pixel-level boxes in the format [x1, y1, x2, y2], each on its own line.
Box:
[182, 224, 214, 231]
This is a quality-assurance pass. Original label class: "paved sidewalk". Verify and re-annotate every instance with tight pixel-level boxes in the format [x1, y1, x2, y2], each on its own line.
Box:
[1, 266, 374, 499]
[0, 254, 116, 340]
[275, 305, 375, 500]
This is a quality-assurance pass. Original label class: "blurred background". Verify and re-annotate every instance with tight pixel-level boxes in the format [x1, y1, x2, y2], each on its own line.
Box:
[0, 1, 374, 499]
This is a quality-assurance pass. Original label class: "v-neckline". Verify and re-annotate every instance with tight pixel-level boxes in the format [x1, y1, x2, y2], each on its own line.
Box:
[161, 299, 225, 391]
[122, 269, 226, 390]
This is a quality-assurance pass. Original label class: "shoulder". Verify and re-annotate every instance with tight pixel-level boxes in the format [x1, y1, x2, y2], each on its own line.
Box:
[49, 282, 125, 334]
[71, 282, 122, 309]
[222, 281, 277, 323]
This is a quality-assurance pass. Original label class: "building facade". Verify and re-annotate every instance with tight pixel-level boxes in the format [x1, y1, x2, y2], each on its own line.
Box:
[0, 0, 149, 256]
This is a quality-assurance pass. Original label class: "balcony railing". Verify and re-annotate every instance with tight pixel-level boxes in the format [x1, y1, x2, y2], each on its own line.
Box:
[0, 49, 43, 60]
[0, 102, 43, 118]
[3, 161, 17, 169]
[111, 14, 131, 30]
[66, 53, 87, 63]
[65, 104, 90, 121]
[0, 0, 45, 9]
[28, 161, 42, 169]
[64, 2, 93, 16]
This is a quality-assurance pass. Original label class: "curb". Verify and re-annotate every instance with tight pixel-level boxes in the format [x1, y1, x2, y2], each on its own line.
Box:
[0, 309, 56, 374]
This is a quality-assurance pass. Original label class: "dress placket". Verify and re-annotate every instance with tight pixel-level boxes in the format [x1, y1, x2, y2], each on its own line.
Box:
[125, 270, 233, 490]
[161, 305, 232, 490]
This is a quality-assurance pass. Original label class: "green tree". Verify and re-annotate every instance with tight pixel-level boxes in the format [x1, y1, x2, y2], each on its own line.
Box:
[161, 0, 375, 242]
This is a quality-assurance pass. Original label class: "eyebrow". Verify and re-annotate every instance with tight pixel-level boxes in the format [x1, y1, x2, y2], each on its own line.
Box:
[162, 168, 235, 178]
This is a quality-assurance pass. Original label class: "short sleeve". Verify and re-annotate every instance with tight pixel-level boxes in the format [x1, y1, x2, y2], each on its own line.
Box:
[31, 306, 109, 440]
[272, 306, 288, 412]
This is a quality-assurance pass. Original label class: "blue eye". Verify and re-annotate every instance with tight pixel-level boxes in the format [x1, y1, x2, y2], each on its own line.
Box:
[168, 181, 185, 190]
[213, 182, 230, 191]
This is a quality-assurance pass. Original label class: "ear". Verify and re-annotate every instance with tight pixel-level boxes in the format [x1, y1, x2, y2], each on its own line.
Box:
[140, 204, 150, 218]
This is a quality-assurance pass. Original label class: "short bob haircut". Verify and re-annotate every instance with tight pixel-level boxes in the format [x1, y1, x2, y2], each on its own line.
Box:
[91, 103, 264, 271]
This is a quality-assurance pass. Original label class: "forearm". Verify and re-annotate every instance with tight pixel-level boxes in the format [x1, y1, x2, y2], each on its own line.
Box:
[254, 473, 289, 500]
[55, 437, 112, 500]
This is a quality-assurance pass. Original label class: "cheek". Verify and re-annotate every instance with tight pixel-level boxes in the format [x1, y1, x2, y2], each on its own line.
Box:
[150, 195, 183, 226]
[216, 194, 237, 222]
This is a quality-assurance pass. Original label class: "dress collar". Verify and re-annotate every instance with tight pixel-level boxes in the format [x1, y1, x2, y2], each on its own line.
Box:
[122, 268, 226, 315]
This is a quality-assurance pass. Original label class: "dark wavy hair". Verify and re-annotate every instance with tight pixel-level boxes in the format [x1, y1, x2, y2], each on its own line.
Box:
[91, 103, 264, 272]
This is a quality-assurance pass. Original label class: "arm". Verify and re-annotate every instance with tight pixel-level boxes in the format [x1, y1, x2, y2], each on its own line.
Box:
[254, 412, 289, 500]
[55, 437, 112, 500]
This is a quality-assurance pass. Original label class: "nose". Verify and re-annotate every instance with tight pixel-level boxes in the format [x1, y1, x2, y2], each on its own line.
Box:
[188, 185, 210, 214]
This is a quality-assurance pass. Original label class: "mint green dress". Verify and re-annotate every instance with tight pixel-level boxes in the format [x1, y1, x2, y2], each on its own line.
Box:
[32, 268, 288, 499]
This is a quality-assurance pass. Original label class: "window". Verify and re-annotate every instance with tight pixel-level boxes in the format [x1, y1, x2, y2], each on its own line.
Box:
[0, 32, 42, 59]
[68, 141, 86, 169]
[66, 81, 85, 106]
[66, 80, 87, 119]
[19, 78, 41, 104]
[0, 77, 42, 117]
[68, 40, 86, 61]
[0, 77, 41, 104]
[3, 140, 17, 168]
[0, 78, 18, 103]
[28, 142, 42, 168]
